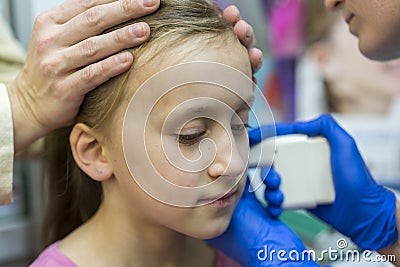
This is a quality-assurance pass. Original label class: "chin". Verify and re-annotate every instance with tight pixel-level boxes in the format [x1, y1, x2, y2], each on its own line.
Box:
[189, 217, 232, 240]
[359, 38, 399, 61]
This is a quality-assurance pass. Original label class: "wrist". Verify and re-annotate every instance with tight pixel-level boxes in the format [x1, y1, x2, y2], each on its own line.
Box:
[6, 75, 49, 153]
[377, 200, 400, 266]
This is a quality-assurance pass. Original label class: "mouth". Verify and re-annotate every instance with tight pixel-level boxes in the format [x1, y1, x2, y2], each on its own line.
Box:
[344, 12, 354, 24]
[198, 187, 238, 208]
[218, 188, 238, 200]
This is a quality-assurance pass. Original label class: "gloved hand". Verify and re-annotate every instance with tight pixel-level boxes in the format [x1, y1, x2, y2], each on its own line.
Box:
[208, 179, 320, 266]
[248, 126, 284, 219]
[249, 114, 398, 250]
[255, 167, 284, 219]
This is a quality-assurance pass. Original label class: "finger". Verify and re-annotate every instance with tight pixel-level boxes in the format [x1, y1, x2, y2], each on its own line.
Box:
[293, 114, 352, 147]
[274, 116, 336, 137]
[234, 20, 256, 49]
[292, 113, 341, 137]
[248, 124, 275, 146]
[223, 5, 241, 24]
[62, 0, 159, 45]
[265, 189, 284, 207]
[267, 205, 283, 219]
[48, 0, 114, 24]
[274, 122, 296, 136]
[64, 52, 134, 96]
[249, 47, 263, 73]
[261, 167, 281, 190]
[276, 114, 352, 148]
[64, 22, 149, 69]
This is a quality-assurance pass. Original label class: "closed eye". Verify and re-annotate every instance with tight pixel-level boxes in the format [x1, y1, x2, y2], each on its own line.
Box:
[177, 131, 207, 145]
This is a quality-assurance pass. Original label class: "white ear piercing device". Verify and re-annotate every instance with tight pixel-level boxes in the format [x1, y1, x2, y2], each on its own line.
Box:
[249, 134, 335, 209]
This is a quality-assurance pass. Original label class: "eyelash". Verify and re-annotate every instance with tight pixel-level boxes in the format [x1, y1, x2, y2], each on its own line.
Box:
[177, 124, 251, 145]
[177, 131, 207, 146]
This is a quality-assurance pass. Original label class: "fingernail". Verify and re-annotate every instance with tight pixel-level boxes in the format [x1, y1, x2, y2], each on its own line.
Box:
[117, 53, 129, 63]
[131, 23, 145, 37]
[143, 0, 156, 7]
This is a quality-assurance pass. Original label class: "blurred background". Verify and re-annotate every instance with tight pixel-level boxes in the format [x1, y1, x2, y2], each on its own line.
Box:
[0, 0, 399, 266]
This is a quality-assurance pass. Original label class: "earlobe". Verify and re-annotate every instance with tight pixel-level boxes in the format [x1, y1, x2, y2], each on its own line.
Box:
[70, 123, 113, 182]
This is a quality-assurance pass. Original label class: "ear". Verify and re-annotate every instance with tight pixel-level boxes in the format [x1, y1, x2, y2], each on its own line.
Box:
[70, 123, 113, 182]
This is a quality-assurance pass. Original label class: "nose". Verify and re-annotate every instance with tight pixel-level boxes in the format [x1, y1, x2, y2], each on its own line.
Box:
[208, 131, 246, 180]
[324, 0, 344, 10]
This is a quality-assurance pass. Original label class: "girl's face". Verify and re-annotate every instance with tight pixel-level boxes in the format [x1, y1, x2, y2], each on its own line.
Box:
[325, 0, 400, 60]
[105, 39, 252, 239]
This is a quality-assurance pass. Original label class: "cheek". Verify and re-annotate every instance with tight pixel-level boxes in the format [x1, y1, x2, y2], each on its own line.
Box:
[356, 6, 400, 60]
[147, 201, 189, 225]
[146, 139, 205, 187]
[235, 133, 250, 162]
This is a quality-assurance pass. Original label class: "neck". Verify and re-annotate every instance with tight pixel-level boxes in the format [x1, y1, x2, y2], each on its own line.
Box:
[59, 197, 215, 267]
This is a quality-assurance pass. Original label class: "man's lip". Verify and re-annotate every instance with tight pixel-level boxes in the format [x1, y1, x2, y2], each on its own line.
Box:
[344, 13, 354, 24]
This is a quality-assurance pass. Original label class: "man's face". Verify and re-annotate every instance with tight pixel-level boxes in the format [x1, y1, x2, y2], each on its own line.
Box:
[324, 0, 400, 61]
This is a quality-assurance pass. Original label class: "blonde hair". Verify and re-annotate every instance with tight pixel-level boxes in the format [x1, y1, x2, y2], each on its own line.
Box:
[42, 0, 237, 247]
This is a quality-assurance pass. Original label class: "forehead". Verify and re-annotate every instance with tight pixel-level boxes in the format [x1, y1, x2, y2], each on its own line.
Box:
[128, 36, 251, 97]
[117, 36, 253, 125]
[154, 81, 254, 117]
[131, 34, 251, 90]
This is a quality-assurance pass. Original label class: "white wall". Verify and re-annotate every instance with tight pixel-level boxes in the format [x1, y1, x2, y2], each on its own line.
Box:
[11, 0, 63, 49]
[31, 0, 64, 18]
[0, 1, 11, 22]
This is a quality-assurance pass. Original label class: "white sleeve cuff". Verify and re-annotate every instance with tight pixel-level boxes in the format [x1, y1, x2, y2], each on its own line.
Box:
[0, 83, 14, 204]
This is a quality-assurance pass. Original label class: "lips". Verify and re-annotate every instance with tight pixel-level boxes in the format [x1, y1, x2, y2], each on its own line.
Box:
[218, 188, 237, 200]
[198, 187, 238, 205]
[344, 12, 354, 24]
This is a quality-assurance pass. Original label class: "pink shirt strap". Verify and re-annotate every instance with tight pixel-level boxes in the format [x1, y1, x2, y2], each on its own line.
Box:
[29, 242, 77, 267]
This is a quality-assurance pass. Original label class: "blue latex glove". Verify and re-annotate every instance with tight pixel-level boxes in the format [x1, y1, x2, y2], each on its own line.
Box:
[249, 114, 398, 250]
[208, 180, 320, 266]
[248, 126, 284, 219]
[262, 167, 284, 219]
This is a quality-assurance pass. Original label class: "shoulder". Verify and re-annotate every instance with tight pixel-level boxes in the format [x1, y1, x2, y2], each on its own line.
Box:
[29, 242, 78, 267]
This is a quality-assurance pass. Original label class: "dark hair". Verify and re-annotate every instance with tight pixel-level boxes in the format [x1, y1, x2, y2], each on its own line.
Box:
[304, 0, 336, 47]
[42, 0, 236, 247]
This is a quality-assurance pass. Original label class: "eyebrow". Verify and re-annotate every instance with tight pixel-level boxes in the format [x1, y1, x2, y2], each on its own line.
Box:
[186, 106, 206, 114]
[185, 95, 255, 114]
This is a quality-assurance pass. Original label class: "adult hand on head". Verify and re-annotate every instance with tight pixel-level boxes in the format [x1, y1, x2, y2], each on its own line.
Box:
[5, 1, 260, 154]
[249, 114, 398, 250]
[6, 0, 160, 153]
[208, 180, 319, 266]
